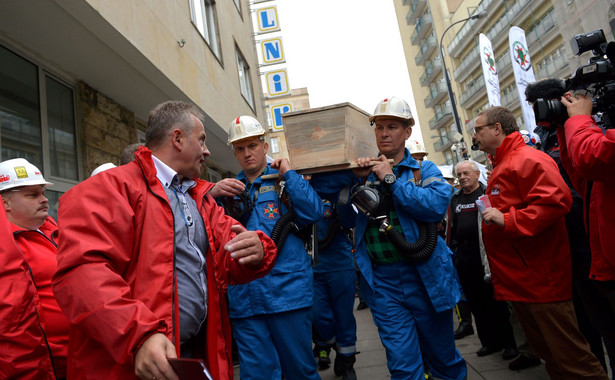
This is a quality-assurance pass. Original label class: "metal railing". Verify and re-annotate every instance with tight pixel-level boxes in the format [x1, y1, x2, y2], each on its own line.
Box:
[459, 76, 485, 106]
[420, 57, 442, 86]
[453, 46, 479, 82]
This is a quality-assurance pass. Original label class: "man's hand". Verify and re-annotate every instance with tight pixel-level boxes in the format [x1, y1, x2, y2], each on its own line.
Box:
[225, 225, 265, 265]
[481, 207, 505, 227]
[560, 92, 593, 117]
[134, 333, 178, 380]
[369, 155, 394, 182]
[209, 178, 245, 198]
[352, 156, 377, 178]
[270, 158, 292, 177]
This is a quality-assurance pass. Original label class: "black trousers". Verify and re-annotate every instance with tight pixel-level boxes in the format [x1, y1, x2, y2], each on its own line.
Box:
[456, 245, 516, 349]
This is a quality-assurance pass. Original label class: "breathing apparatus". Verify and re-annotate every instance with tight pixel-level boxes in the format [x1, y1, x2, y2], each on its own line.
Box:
[221, 179, 318, 266]
[339, 180, 438, 262]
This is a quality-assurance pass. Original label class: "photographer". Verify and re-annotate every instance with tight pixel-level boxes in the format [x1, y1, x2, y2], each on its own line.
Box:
[559, 92, 615, 312]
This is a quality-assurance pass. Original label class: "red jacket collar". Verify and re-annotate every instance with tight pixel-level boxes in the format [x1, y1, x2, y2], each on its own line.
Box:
[493, 132, 525, 167]
[133, 146, 215, 200]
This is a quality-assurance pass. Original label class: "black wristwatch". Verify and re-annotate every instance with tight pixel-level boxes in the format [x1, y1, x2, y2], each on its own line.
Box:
[383, 173, 396, 186]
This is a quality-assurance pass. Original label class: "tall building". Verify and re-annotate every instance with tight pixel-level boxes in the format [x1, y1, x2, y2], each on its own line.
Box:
[394, 0, 615, 166]
[0, 0, 266, 216]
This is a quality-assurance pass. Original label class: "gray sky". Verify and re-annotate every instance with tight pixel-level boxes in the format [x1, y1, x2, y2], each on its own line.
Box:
[258, 0, 424, 145]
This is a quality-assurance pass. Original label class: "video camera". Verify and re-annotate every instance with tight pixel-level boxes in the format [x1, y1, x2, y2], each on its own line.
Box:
[528, 29, 615, 128]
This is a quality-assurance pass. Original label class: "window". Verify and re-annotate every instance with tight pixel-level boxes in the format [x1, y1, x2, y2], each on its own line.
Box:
[0, 44, 79, 219]
[236, 48, 254, 108]
[444, 151, 454, 165]
[270, 137, 279, 154]
[189, 0, 221, 59]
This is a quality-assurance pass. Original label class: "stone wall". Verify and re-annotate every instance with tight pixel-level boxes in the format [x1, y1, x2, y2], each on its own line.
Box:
[76, 81, 228, 181]
[77, 81, 143, 177]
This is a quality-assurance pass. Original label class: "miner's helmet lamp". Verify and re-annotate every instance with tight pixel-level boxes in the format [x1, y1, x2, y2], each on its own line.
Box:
[0, 158, 53, 192]
[369, 96, 415, 127]
[227, 116, 267, 147]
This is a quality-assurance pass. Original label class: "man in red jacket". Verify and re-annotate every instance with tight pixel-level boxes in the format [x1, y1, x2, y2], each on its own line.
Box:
[559, 93, 615, 312]
[52, 101, 277, 380]
[0, 193, 57, 380]
[473, 106, 607, 379]
[0, 158, 68, 379]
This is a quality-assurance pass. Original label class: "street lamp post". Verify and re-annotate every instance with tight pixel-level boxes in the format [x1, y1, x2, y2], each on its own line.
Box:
[439, 10, 487, 159]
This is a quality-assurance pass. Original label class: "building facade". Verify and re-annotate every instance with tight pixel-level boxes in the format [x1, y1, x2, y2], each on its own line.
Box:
[0, 0, 266, 217]
[394, 0, 615, 166]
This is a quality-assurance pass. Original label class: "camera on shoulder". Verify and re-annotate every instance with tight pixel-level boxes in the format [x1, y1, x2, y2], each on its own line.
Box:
[525, 29, 615, 129]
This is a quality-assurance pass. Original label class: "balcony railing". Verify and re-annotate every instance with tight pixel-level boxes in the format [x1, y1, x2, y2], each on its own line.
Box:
[424, 80, 448, 108]
[526, 9, 556, 47]
[428, 104, 453, 130]
[453, 46, 479, 83]
[419, 57, 442, 86]
[414, 34, 437, 65]
[412, 13, 433, 41]
[434, 136, 452, 151]
[459, 76, 486, 106]
[406, 0, 427, 25]
[535, 52, 568, 80]
[485, 0, 531, 48]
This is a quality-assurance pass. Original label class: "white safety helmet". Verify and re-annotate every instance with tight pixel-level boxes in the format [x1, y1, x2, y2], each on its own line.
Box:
[91, 162, 117, 177]
[369, 96, 415, 126]
[0, 158, 53, 192]
[439, 165, 454, 180]
[520, 130, 541, 147]
[408, 140, 428, 156]
[227, 116, 267, 146]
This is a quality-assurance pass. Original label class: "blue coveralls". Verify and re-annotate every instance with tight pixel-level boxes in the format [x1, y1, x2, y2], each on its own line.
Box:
[228, 165, 323, 380]
[312, 149, 467, 380]
[312, 194, 357, 357]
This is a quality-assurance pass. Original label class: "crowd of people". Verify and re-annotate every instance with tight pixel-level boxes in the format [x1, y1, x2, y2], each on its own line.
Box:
[1, 90, 613, 380]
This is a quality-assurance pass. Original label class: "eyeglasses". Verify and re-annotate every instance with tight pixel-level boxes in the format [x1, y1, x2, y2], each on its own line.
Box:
[473, 123, 495, 134]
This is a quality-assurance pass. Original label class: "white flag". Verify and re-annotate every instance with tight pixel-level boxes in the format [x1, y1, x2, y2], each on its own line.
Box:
[479, 34, 501, 106]
[509, 26, 537, 133]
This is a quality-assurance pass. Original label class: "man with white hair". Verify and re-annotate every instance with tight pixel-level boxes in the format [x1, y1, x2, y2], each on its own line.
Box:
[449, 160, 517, 360]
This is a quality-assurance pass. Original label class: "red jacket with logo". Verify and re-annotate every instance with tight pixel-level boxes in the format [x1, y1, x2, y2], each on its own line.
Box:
[481, 132, 573, 303]
[558, 115, 615, 282]
[1, 198, 56, 380]
[52, 147, 277, 379]
[11, 217, 69, 378]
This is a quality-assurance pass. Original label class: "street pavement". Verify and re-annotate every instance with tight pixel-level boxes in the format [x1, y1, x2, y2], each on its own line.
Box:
[234, 297, 552, 379]
[316, 298, 549, 380]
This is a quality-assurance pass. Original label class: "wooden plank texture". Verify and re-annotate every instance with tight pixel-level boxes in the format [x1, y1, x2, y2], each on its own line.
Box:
[282, 103, 375, 172]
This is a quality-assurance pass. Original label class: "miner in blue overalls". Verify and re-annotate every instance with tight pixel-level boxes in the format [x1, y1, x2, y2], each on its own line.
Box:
[313, 97, 466, 380]
[210, 116, 323, 380]
[311, 187, 358, 380]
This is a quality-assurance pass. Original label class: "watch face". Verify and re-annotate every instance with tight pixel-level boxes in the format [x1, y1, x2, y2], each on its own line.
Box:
[384, 174, 396, 184]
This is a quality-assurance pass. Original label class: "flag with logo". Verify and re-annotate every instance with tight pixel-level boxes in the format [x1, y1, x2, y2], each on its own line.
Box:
[509, 26, 537, 133]
[479, 34, 501, 106]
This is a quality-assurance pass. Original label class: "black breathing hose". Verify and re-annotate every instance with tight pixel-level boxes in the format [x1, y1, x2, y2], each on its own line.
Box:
[270, 210, 297, 249]
[382, 221, 438, 262]
[317, 218, 339, 251]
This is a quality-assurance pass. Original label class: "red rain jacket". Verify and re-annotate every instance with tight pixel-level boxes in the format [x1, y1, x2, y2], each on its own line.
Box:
[558, 115, 615, 282]
[11, 217, 68, 378]
[53, 147, 277, 379]
[481, 132, 573, 303]
[1, 197, 56, 379]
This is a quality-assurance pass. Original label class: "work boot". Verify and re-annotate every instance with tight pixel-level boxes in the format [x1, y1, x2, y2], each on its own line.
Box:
[454, 322, 474, 339]
[334, 353, 356, 380]
[313, 345, 331, 370]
